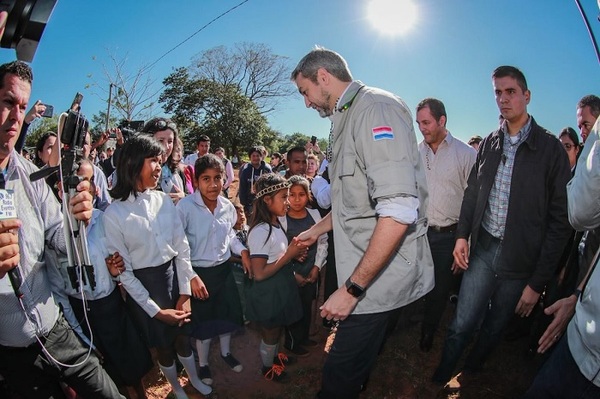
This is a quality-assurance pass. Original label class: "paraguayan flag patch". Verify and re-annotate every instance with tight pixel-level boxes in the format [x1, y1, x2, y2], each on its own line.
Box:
[372, 126, 394, 141]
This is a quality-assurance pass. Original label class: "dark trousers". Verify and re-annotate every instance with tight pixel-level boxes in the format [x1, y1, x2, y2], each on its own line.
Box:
[285, 281, 317, 349]
[318, 311, 391, 399]
[0, 315, 123, 399]
[523, 335, 600, 399]
[422, 229, 458, 334]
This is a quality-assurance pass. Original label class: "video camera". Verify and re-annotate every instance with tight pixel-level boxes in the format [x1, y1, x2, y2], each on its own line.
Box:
[0, 0, 58, 62]
[112, 119, 144, 140]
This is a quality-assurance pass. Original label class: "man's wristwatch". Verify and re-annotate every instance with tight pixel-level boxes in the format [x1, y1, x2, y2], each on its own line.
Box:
[345, 278, 366, 298]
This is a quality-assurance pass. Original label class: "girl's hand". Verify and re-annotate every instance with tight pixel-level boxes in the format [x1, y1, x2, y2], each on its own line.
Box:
[294, 272, 306, 287]
[241, 250, 252, 276]
[287, 240, 307, 259]
[155, 308, 191, 326]
[307, 266, 319, 284]
[191, 275, 209, 300]
[175, 295, 190, 311]
[169, 185, 185, 204]
[106, 252, 125, 277]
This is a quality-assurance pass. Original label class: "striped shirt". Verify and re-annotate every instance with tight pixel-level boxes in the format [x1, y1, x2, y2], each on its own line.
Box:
[0, 151, 66, 347]
[482, 117, 532, 238]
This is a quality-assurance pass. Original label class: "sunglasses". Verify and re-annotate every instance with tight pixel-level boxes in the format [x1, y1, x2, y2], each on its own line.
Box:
[149, 119, 177, 133]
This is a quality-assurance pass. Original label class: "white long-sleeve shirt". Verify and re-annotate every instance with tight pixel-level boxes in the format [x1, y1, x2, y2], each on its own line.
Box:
[176, 191, 246, 267]
[103, 190, 196, 317]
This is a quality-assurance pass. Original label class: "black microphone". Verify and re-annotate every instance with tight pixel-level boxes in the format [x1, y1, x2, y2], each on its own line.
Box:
[0, 173, 23, 298]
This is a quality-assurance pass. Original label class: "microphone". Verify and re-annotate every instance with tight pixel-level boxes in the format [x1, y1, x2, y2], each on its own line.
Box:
[0, 173, 23, 298]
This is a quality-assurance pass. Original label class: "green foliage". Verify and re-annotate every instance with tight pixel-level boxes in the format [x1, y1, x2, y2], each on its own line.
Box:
[24, 116, 59, 149]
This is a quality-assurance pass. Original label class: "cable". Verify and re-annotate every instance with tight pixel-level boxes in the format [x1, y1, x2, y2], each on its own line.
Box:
[142, 0, 250, 73]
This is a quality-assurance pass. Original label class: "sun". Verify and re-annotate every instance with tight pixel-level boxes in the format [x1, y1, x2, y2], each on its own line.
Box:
[366, 0, 418, 36]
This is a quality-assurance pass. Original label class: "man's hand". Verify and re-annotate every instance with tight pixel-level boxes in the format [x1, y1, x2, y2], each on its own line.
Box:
[452, 238, 470, 270]
[515, 285, 541, 318]
[24, 100, 46, 124]
[69, 180, 94, 224]
[190, 275, 209, 300]
[295, 231, 318, 248]
[92, 131, 110, 149]
[537, 295, 577, 354]
[0, 219, 21, 279]
[320, 286, 359, 321]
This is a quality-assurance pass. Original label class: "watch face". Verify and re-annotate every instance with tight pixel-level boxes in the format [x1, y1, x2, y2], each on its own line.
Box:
[347, 283, 364, 298]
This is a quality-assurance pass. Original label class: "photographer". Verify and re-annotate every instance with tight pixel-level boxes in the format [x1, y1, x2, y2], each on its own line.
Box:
[0, 61, 122, 398]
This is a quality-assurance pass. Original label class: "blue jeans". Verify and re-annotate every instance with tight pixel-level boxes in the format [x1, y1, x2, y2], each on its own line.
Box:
[523, 335, 600, 398]
[432, 231, 527, 383]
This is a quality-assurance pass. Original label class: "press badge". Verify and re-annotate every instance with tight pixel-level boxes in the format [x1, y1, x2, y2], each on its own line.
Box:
[0, 189, 16, 220]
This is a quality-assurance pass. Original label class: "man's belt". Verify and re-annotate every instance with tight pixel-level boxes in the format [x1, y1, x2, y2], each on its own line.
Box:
[428, 223, 458, 233]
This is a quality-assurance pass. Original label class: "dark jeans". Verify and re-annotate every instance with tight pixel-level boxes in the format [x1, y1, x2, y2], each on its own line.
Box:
[523, 335, 600, 399]
[0, 315, 123, 399]
[318, 311, 391, 399]
[422, 229, 458, 334]
[285, 281, 317, 349]
[433, 232, 527, 383]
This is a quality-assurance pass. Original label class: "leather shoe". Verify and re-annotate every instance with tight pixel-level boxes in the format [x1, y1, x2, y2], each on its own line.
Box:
[420, 331, 434, 352]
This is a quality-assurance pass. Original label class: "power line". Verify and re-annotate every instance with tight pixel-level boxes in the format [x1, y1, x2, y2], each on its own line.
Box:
[142, 0, 250, 74]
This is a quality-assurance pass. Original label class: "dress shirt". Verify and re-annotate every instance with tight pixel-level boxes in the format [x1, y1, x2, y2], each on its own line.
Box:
[482, 117, 531, 238]
[176, 191, 246, 268]
[419, 132, 476, 227]
[0, 151, 65, 347]
[223, 158, 234, 191]
[103, 189, 196, 317]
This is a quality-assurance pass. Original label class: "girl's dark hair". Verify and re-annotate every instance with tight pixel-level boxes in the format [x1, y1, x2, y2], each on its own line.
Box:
[166, 137, 183, 173]
[110, 134, 164, 201]
[559, 126, 580, 147]
[288, 175, 312, 202]
[249, 173, 288, 242]
[34, 131, 57, 167]
[194, 153, 224, 179]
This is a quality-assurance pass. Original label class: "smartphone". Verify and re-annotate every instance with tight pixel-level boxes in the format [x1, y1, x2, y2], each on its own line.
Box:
[311, 135, 317, 145]
[70, 92, 83, 112]
[41, 104, 53, 118]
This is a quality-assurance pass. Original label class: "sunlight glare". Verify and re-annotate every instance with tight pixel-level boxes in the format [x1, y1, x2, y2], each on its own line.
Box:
[367, 0, 418, 36]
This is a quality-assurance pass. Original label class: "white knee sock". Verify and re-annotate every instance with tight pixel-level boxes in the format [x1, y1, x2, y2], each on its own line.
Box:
[196, 338, 211, 367]
[259, 340, 277, 368]
[219, 333, 231, 357]
[177, 353, 212, 396]
[158, 362, 188, 399]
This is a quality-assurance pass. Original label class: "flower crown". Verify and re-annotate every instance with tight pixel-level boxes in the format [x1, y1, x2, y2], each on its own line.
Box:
[255, 181, 291, 199]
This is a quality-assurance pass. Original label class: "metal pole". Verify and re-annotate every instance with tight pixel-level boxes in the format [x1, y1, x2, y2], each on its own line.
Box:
[105, 83, 114, 132]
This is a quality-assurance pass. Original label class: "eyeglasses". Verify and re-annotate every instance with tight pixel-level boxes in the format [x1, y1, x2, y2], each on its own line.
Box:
[563, 143, 575, 150]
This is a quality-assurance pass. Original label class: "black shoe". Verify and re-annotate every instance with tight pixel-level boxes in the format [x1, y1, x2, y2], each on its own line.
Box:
[197, 365, 213, 385]
[420, 331, 434, 352]
[221, 352, 243, 372]
[262, 364, 289, 382]
[284, 344, 310, 357]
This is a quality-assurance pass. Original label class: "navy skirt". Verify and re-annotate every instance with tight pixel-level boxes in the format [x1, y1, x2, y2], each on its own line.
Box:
[126, 259, 183, 349]
[69, 287, 153, 386]
[190, 260, 243, 340]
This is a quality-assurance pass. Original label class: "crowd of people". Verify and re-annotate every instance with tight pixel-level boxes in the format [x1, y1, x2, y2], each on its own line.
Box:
[1, 43, 600, 399]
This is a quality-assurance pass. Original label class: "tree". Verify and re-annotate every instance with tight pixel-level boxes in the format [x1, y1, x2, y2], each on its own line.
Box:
[190, 43, 295, 115]
[24, 115, 59, 149]
[87, 50, 158, 124]
[160, 67, 270, 157]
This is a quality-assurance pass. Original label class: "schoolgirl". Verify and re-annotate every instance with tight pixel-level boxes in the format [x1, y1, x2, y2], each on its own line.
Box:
[103, 135, 212, 398]
[245, 173, 306, 382]
[176, 154, 250, 386]
[278, 175, 328, 356]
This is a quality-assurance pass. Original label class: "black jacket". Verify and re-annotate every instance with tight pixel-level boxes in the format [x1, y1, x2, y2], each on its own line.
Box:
[456, 117, 572, 293]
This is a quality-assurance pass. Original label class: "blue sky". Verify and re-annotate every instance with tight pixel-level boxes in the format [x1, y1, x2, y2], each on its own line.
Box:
[1, 0, 599, 146]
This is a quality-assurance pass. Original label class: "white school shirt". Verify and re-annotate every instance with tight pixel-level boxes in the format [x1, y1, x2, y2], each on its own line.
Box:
[248, 223, 287, 263]
[176, 191, 246, 268]
[103, 189, 196, 317]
